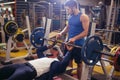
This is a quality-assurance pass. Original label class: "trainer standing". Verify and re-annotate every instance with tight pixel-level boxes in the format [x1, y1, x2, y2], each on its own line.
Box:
[56, 0, 89, 79]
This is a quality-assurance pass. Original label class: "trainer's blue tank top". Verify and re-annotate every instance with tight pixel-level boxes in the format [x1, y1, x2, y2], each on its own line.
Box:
[68, 13, 85, 46]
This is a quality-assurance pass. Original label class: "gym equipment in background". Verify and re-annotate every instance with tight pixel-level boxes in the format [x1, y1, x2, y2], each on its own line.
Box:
[1, 19, 33, 64]
[14, 28, 25, 42]
[0, 16, 5, 43]
[3, 20, 18, 36]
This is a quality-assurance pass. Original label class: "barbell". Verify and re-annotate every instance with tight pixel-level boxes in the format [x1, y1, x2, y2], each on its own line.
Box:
[30, 27, 119, 66]
[3, 21, 18, 36]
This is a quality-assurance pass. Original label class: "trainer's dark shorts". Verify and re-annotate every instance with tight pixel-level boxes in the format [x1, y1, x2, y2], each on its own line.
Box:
[64, 47, 82, 64]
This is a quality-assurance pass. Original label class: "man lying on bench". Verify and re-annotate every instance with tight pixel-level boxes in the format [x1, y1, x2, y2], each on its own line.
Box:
[0, 42, 73, 80]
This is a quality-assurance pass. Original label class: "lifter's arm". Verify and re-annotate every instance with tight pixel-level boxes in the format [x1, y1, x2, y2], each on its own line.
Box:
[37, 41, 57, 58]
[36, 46, 49, 58]
[37, 46, 48, 53]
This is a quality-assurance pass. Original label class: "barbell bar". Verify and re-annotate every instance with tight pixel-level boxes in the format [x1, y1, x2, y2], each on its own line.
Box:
[43, 38, 82, 49]
[30, 27, 118, 65]
[45, 38, 115, 57]
[44, 38, 116, 57]
[96, 29, 120, 33]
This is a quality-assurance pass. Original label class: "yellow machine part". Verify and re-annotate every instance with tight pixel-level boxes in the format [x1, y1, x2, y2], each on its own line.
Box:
[13, 28, 25, 42]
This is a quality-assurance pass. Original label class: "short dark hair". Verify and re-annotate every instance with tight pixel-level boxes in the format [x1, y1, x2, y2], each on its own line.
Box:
[64, 0, 78, 8]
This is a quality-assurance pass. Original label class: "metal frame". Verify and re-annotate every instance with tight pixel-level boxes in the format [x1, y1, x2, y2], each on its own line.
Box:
[81, 59, 115, 80]
[0, 1, 15, 5]
[32, 3, 46, 28]
[105, 0, 117, 44]
[0, 16, 5, 43]
[108, 0, 117, 44]
[81, 63, 93, 80]
[5, 37, 31, 62]
[43, 18, 52, 45]
[3, 15, 32, 62]
[89, 22, 120, 45]
[31, 1, 53, 28]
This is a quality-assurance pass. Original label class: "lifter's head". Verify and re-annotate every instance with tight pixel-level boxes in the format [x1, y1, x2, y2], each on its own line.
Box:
[50, 45, 63, 58]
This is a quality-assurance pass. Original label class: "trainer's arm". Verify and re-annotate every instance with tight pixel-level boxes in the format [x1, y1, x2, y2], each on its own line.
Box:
[60, 25, 69, 35]
[73, 14, 89, 40]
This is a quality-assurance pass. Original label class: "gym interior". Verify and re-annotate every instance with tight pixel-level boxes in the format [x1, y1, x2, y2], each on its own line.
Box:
[0, 0, 120, 80]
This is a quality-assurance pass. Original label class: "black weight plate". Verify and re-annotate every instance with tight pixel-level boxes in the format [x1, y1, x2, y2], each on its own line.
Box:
[81, 36, 103, 65]
[4, 21, 18, 36]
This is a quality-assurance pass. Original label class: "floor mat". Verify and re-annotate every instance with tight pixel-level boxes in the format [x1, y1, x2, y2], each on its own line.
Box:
[0, 49, 35, 58]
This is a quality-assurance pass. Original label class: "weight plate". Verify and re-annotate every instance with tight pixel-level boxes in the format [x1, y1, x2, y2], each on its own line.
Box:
[81, 36, 103, 65]
[14, 28, 24, 42]
[4, 21, 18, 36]
[30, 27, 45, 48]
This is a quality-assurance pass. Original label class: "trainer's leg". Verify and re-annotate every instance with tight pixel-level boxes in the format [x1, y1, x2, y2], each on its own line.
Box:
[0, 64, 21, 79]
[77, 63, 82, 80]
[63, 46, 73, 67]
[61, 51, 72, 67]
[73, 47, 82, 80]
